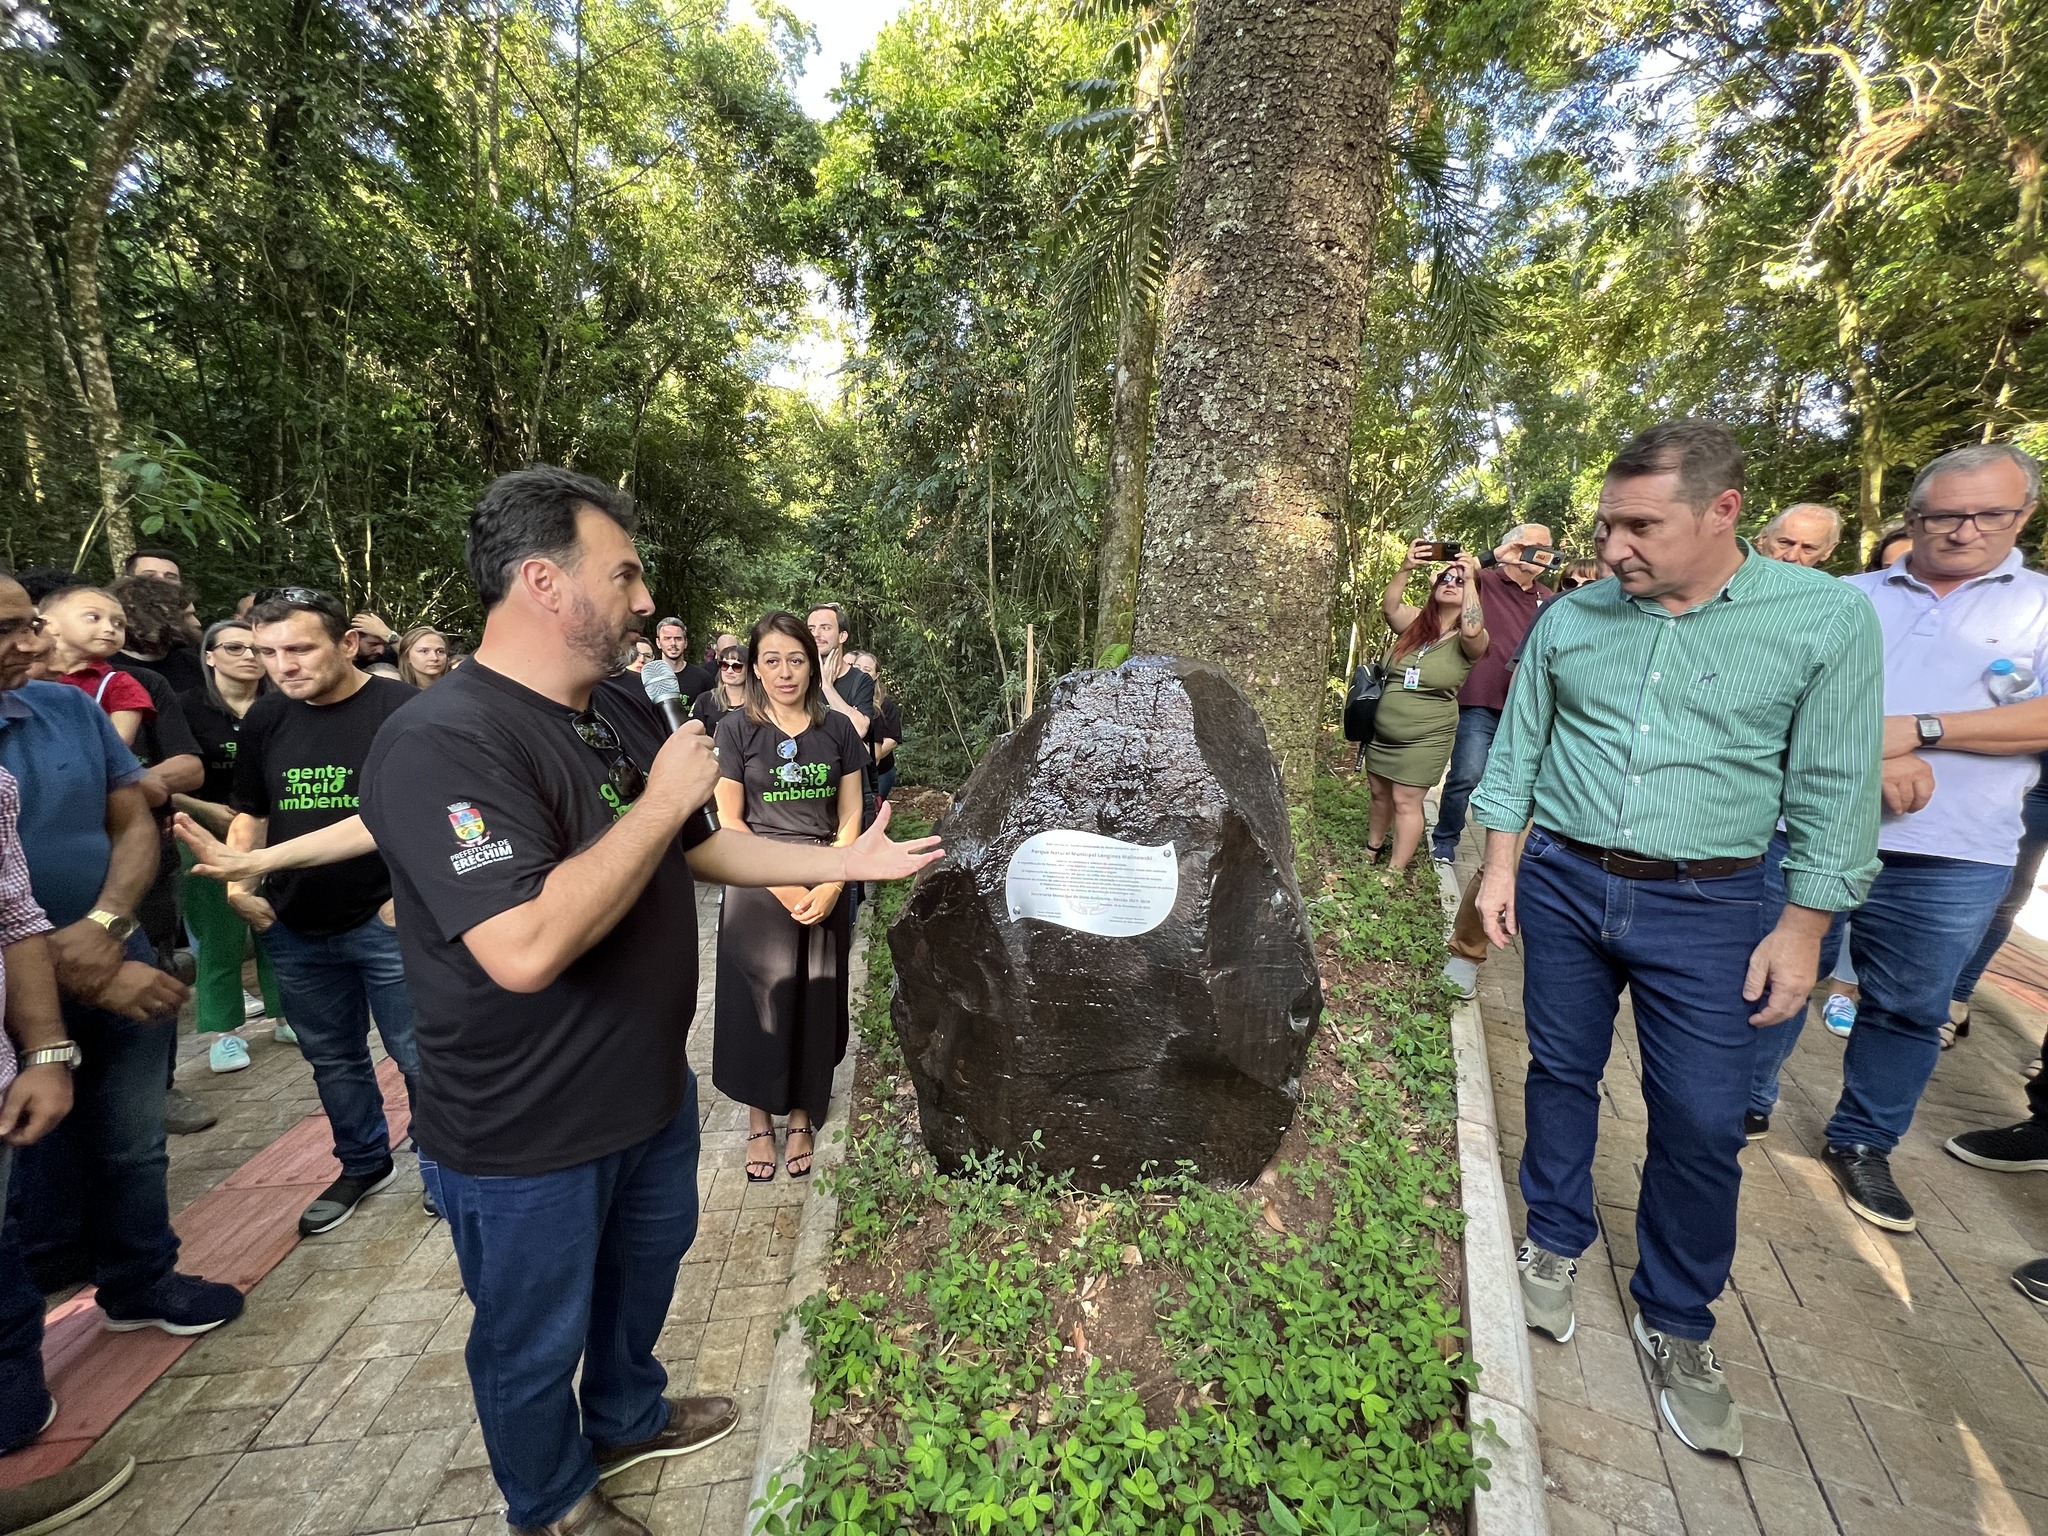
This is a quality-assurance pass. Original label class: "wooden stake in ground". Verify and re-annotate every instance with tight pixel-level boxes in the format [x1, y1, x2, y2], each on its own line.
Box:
[1024, 622, 1037, 718]
[1131, 0, 1401, 803]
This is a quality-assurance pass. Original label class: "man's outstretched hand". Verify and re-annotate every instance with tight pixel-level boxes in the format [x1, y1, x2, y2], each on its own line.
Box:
[173, 812, 268, 882]
[841, 802, 944, 884]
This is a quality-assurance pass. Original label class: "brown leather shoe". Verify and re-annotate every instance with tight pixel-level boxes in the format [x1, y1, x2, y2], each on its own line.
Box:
[507, 1487, 651, 1535]
[595, 1395, 741, 1478]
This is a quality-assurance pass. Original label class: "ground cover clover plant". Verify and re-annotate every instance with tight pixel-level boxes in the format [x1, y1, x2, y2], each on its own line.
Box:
[759, 772, 1484, 1535]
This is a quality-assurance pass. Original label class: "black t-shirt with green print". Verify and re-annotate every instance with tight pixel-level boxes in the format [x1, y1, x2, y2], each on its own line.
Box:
[232, 674, 414, 936]
[359, 659, 714, 1176]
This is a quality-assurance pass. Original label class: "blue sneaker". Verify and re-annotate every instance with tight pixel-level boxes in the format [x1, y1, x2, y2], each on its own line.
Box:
[101, 1272, 244, 1336]
[1821, 994, 1855, 1037]
[271, 1020, 298, 1047]
[208, 1035, 251, 1074]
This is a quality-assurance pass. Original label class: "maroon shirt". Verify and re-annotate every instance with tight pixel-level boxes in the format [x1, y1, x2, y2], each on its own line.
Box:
[1456, 566, 1551, 710]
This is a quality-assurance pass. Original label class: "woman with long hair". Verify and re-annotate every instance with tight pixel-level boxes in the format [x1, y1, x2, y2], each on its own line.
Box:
[711, 612, 870, 1181]
[690, 643, 749, 730]
[175, 619, 288, 1071]
[1365, 544, 1490, 869]
[396, 625, 450, 688]
[855, 653, 903, 800]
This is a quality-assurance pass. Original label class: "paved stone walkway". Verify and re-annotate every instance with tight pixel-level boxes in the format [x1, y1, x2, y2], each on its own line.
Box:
[67, 885, 828, 1536]
[1453, 836, 2048, 1535]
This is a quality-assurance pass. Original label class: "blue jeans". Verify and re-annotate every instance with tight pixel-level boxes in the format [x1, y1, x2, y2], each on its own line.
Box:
[1747, 833, 1847, 1116]
[9, 930, 182, 1302]
[261, 915, 419, 1177]
[0, 1146, 51, 1456]
[1431, 707, 1500, 861]
[1515, 828, 1765, 1340]
[425, 1081, 701, 1528]
[1822, 853, 2012, 1152]
[1951, 769, 2048, 1003]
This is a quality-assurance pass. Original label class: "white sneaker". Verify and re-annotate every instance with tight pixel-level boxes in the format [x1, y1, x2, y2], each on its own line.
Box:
[208, 1036, 251, 1074]
[242, 990, 266, 1020]
[1821, 994, 1855, 1037]
[1443, 956, 1479, 999]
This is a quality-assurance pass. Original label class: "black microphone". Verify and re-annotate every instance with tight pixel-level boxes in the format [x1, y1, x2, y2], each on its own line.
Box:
[640, 659, 721, 836]
[640, 659, 693, 735]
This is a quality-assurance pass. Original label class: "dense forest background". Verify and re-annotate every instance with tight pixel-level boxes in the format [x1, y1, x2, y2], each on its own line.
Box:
[4, 0, 2046, 784]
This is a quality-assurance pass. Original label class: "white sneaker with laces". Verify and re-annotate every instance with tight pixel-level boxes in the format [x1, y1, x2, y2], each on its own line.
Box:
[242, 990, 266, 1020]
[1821, 994, 1855, 1037]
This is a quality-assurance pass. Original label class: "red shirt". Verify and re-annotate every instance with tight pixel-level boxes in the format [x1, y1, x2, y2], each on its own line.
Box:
[51, 659, 156, 722]
[1456, 567, 1550, 711]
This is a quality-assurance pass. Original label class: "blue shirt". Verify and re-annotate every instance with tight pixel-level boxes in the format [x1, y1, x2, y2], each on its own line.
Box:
[0, 682, 147, 927]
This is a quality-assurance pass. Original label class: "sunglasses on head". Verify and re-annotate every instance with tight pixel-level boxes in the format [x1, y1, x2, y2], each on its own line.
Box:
[253, 585, 347, 618]
[570, 707, 648, 804]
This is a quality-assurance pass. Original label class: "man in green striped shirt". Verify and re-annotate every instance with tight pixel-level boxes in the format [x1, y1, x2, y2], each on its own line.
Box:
[1470, 421, 1882, 1460]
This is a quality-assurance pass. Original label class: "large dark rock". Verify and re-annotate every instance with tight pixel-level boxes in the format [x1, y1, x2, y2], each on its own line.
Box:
[888, 656, 1322, 1185]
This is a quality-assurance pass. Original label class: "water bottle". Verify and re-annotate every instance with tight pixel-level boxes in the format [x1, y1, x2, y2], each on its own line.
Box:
[1986, 657, 2042, 704]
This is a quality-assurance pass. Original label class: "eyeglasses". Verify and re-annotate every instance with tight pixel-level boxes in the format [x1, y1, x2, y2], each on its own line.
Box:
[209, 641, 255, 657]
[0, 616, 49, 641]
[570, 707, 647, 804]
[719, 660, 747, 673]
[1911, 508, 2028, 535]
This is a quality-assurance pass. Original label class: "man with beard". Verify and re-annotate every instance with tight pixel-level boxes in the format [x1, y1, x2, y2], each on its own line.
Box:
[355, 467, 941, 1536]
[229, 591, 420, 1235]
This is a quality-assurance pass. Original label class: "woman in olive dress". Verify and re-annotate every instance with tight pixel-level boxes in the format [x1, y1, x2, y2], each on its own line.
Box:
[1365, 544, 1489, 870]
[712, 612, 871, 1181]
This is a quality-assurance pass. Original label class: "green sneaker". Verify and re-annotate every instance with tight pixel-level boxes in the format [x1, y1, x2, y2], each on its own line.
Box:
[1632, 1312, 1742, 1457]
[1517, 1240, 1576, 1343]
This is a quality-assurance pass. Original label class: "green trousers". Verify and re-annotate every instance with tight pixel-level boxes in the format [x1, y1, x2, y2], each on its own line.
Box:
[180, 843, 282, 1033]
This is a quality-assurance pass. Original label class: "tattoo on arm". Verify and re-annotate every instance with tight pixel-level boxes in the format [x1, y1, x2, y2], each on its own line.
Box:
[1462, 601, 1482, 630]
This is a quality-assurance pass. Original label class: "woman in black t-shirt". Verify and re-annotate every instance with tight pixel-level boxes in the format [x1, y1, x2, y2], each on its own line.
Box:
[711, 612, 870, 1181]
[689, 644, 749, 730]
[856, 655, 904, 801]
[174, 619, 283, 1066]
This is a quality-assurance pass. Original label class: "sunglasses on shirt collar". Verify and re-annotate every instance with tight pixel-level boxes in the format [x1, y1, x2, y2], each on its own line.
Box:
[570, 707, 648, 804]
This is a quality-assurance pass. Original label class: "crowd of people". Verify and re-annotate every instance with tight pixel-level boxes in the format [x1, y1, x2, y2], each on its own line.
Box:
[0, 472, 936, 1536]
[6, 425, 2048, 1524]
[1377, 423, 2048, 1464]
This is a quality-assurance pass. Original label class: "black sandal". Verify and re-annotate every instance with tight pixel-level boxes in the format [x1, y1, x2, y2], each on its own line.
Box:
[785, 1124, 815, 1180]
[1364, 841, 1386, 864]
[745, 1130, 778, 1183]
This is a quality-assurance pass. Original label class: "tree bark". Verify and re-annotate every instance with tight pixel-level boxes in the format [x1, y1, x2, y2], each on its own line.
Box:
[1092, 28, 1170, 660]
[61, 0, 190, 570]
[1132, 0, 1400, 801]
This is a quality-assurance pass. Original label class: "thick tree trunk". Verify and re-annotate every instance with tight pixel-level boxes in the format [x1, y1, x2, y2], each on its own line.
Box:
[61, 0, 189, 570]
[1092, 30, 1170, 660]
[1132, 0, 1400, 801]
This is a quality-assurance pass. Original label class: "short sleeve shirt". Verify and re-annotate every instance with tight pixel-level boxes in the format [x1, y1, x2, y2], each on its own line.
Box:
[1851, 551, 2048, 864]
[0, 682, 146, 927]
[179, 688, 248, 804]
[0, 766, 54, 1096]
[1457, 568, 1550, 711]
[232, 676, 416, 936]
[714, 709, 869, 839]
[52, 661, 154, 722]
[360, 661, 714, 1177]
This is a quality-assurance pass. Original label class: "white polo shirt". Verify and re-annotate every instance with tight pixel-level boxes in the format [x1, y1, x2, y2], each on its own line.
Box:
[1848, 550, 2048, 865]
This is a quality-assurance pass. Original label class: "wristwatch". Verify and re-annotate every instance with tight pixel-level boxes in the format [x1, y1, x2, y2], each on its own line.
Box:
[1915, 714, 1946, 747]
[20, 1042, 80, 1071]
[84, 908, 138, 943]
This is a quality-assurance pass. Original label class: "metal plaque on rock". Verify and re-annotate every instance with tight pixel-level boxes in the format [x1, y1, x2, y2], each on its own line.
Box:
[1003, 830, 1178, 937]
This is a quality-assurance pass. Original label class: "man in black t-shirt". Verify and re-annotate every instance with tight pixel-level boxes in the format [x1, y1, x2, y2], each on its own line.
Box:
[231, 593, 420, 1238]
[361, 467, 940, 1536]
